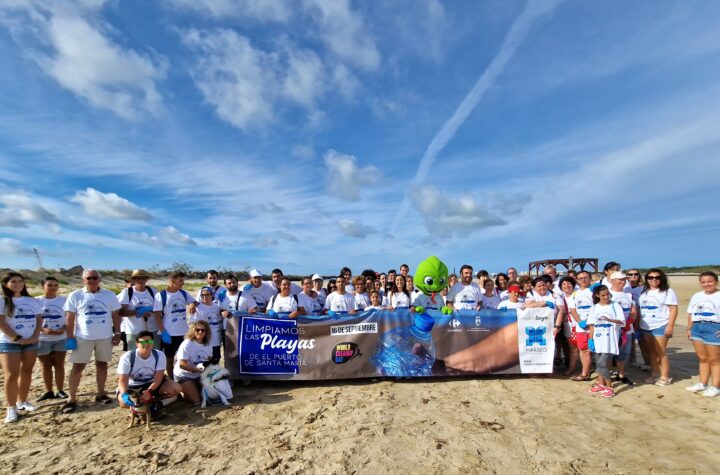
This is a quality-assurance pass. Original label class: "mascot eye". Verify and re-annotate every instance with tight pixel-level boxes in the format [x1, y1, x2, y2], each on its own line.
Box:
[423, 276, 434, 286]
[439, 277, 446, 286]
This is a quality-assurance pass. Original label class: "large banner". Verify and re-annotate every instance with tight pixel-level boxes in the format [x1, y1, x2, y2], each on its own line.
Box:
[224, 308, 554, 380]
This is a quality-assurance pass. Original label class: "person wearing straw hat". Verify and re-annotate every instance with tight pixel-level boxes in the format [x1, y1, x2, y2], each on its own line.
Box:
[118, 270, 160, 349]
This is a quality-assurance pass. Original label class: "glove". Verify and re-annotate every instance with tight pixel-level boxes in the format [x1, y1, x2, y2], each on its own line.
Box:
[440, 306, 453, 315]
[242, 284, 252, 291]
[588, 338, 596, 352]
[267, 310, 278, 318]
[65, 338, 78, 351]
[577, 320, 588, 330]
[499, 307, 508, 312]
[121, 393, 135, 407]
[414, 306, 425, 314]
[161, 329, 171, 344]
[546, 301, 555, 309]
[328, 310, 337, 318]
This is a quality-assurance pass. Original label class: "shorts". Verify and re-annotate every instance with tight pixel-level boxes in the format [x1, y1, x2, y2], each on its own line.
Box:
[161, 336, 184, 360]
[37, 339, 67, 356]
[574, 332, 589, 350]
[638, 325, 667, 338]
[690, 321, 720, 346]
[69, 337, 113, 364]
[0, 342, 40, 353]
[617, 334, 632, 363]
[595, 352, 613, 379]
[127, 332, 161, 350]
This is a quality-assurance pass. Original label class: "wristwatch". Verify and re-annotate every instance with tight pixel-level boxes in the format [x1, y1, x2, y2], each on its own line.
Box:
[12, 334, 21, 342]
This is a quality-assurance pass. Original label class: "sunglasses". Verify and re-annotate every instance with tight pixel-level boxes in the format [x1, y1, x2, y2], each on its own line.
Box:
[646, 276, 661, 281]
[195, 328, 208, 333]
[85, 276, 99, 281]
[138, 339, 154, 345]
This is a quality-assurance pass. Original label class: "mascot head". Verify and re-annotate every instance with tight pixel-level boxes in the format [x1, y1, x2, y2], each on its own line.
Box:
[414, 256, 449, 295]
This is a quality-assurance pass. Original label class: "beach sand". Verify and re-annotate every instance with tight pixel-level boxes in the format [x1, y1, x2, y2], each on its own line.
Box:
[1, 275, 718, 474]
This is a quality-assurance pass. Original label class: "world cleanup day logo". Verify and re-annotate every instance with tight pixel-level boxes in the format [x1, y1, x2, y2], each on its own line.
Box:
[332, 342, 362, 364]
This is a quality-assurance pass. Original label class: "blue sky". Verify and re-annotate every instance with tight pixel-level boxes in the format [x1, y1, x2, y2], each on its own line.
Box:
[0, 0, 719, 275]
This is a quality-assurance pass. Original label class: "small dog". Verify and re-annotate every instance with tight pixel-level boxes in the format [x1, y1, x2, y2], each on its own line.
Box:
[200, 364, 233, 408]
[126, 389, 155, 431]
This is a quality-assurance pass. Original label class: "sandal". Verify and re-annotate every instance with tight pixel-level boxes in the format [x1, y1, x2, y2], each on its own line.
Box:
[95, 394, 112, 404]
[61, 402, 77, 414]
[644, 376, 659, 384]
[655, 377, 673, 386]
[570, 374, 592, 382]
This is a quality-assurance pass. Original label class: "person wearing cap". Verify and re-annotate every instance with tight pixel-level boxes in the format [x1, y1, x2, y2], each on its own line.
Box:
[243, 269, 277, 312]
[311, 274, 327, 307]
[195, 270, 227, 304]
[496, 283, 524, 311]
[118, 270, 160, 350]
[601, 262, 632, 291]
[609, 271, 636, 385]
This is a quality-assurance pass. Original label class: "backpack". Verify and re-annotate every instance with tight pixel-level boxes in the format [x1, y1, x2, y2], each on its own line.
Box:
[127, 286, 155, 303]
[129, 348, 159, 374]
[160, 289, 189, 310]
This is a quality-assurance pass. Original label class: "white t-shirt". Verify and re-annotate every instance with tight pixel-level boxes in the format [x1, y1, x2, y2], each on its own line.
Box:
[687, 291, 720, 324]
[366, 305, 385, 311]
[0, 296, 41, 342]
[153, 290, 195, 337]
[244, 283, 277, 311]
[497, 300, 523, 311]
[499, 290, 509, 302]
[587, 302, 625, 355]
[638, 288, 678, 330]
[315, 288, 328, 306]
[118, 287, 159, 333]
[174, 339, 212, 381]
[189, 303, 223, 347]
[37, 295, 67, 342]
[412, 292, 444, 311]
[324, 292, 357, 313]
[268, 294, 298, 315]
[570, 288, 593, 333]
[354, 293, 370, 311]
[298, 292, 322, 315]
[389, 292, 411, 309]
[481, 292, 501, 310]
[219, 292, 257, 314]
[610, 290, 635, 335]
[446, 282, 482, 310]
[117, 349, 167, 387]
[64, 288, 121, 340]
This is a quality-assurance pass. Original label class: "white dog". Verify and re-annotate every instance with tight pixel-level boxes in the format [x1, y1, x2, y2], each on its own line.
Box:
[200, 364, 233, 408]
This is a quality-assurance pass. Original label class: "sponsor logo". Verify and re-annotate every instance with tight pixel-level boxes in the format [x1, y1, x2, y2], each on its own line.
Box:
[330, 322, 378, 336]
[450, 318, 461, 328]
[525, 326, 547, 346]
[332, 342, 362, 364]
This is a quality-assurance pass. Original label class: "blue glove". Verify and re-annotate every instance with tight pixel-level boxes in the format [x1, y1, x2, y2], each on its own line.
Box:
[161, 329, 171, 344]
[588, 338, 596, 352]
[577, 320, 588, 330]
[546, 301, 555, 309]
[242, 284, 252, 291]
[328, 310, 337, 318]
[121, 393, 135, 407]
[499, 307, 508, 312]
[65, 338, 78, 351]
[267, 310, 278, 318]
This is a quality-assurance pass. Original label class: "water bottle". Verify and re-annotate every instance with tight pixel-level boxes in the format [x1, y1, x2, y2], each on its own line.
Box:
[371, 313, 435, 377]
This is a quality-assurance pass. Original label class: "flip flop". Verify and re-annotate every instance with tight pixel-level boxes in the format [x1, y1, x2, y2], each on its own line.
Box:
[61, 402, 77, 414]
[95, 394, 112, 404]
[570, 374, 592, 381]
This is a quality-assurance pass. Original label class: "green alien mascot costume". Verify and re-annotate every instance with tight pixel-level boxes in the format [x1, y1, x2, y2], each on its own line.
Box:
[413, 256, 454, 315]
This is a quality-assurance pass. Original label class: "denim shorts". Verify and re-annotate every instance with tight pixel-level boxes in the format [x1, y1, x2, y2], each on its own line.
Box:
[37, 339, 67, 356]
[638, 324, 667, 337]
[0, 342, 40, 353]
[616, 335, 632, 363]
[690, 321, 720, 346]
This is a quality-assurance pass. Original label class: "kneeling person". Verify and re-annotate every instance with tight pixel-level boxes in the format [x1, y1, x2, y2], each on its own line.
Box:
[117, 331, 181, 408]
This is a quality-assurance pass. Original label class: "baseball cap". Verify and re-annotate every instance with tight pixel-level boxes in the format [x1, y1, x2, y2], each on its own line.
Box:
[610, 271, 627, 280]
[311, 274, 323, 281]
[249, 269, 262, 278]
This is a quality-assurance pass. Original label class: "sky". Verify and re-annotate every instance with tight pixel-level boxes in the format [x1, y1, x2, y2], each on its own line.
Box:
[0, 0, 719, 276]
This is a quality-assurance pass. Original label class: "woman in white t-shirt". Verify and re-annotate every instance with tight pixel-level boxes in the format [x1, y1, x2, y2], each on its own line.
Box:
[481, 280, 501, 310]
[173, 320, 213, 405]
[189, 288, 225, 361]
[353, 276, 370, 311]
[0, 272, 42, 423]
[389, 275, 411, 310]
[638, 269, 678, 386]
[685, 271, 720, 397]
[36, 277, 69, 402]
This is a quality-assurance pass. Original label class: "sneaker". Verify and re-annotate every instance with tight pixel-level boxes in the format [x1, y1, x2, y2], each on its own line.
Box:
[37, 391, 56, 402]
[601, 388, 615, 398]
[686, 383, 708, 393]
[4, 407, 18, 423]
[55, 390, 69, 399]
[17, 401, 37, 411]
[588, 383, 606, 394]
[702, 386, 720, 398]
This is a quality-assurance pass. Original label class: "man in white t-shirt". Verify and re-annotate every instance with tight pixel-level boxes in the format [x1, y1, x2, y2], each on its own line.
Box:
[118, 269, 159, 349]
[219, 275, 258, 318]
[153, 271, 197, 378]
[116, 331, 182, 408]
[62, 269, 122, 414]
[243, 269, 279, 312]
[446, 265, 482, 311]
[324, 275, 357, 316]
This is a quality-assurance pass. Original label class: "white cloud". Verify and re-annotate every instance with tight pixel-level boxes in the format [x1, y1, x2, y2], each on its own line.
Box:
[323, 149, 381, 201]
[70, 188, 153, 221]
[166, 0, 292, 22]
[0, 191, 58, 227]
[254, 237, 278, 247]
[336, 219, 377, 238]
[303, 0, 380, 71]
[282, 47, 326, 108]
[410, 186, 506, 235]
[291, 144, 315, 160]
[125, 226, 197, 247]
[0, 237, 34, 256]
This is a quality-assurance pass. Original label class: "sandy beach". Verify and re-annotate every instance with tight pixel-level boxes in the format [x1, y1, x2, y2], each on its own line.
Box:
[1, 275, 718, 474]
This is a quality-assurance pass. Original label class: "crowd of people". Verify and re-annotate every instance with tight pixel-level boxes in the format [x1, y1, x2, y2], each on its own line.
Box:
[0, 261, 718, 424]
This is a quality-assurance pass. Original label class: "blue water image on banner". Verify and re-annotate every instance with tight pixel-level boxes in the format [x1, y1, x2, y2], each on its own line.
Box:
[239, 316, 300, 375]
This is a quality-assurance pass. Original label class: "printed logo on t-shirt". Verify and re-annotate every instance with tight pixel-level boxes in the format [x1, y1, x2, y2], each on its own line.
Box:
[81, 301, 109, 325]
[694, 301, 717, 320]
[134, 367, 155, 384]
[640, 295, 661, 318]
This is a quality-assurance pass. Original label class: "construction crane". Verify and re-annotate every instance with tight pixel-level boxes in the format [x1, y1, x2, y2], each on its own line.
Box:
[33, 248, 44, 270]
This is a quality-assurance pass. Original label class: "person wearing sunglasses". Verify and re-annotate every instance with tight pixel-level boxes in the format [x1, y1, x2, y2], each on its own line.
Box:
[174, 321, 213, 405]
[638, 269, 678, 386]
[61, 269, 121, 414]
[685, 271, 720, 397]
[117, 331, 181, 408]
[625, 268, 648, 368]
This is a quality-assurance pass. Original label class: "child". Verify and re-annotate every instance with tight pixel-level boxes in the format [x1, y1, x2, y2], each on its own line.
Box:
[366, 290, 385, 311]
[587, 285, 625, 398]
[497, 284, 524, 311]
